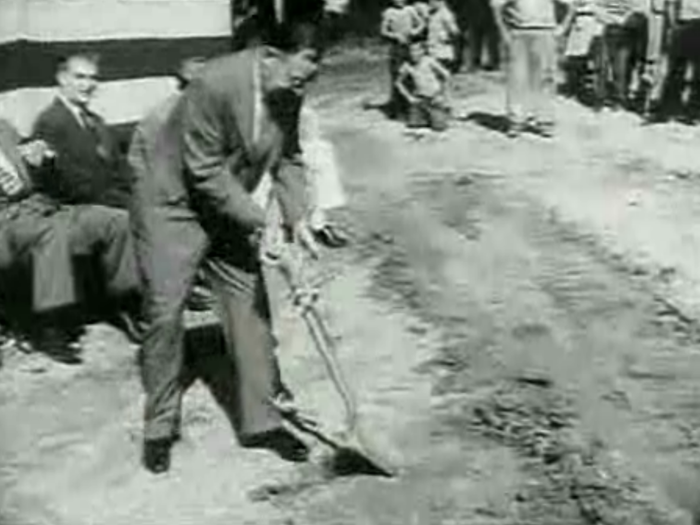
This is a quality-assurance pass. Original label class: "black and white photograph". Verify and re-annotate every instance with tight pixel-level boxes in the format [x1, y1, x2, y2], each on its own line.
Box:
[3, 0, 700, 523]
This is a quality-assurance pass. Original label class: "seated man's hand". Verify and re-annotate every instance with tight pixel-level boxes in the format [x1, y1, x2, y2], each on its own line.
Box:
[19, 140, 55, 167]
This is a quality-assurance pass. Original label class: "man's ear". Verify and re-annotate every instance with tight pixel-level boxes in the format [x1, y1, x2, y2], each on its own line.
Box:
[56, 70, 66, 87]
[261, 46, 286, 60]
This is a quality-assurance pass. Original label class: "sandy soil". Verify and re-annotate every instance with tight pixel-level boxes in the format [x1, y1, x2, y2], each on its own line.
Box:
[3, 55, 700, 525]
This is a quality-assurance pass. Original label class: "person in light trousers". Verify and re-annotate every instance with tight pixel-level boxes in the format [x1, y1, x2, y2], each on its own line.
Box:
[492, 0, 562, 137]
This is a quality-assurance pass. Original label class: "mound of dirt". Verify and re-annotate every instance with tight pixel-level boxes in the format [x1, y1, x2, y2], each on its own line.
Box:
[470, 382, 692, 525]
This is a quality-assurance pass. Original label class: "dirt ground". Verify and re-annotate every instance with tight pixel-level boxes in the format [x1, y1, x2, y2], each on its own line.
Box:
[4, 52, 700, 525]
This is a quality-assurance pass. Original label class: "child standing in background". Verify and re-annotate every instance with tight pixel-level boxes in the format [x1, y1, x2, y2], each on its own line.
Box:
[427, 0, 460, 72]
[412, 0, 431, 37]
[396, 40, 452, 132]
[381, 0, 426, 118]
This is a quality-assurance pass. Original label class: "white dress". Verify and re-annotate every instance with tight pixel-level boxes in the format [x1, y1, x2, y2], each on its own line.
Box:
[299, 106, 347, 227]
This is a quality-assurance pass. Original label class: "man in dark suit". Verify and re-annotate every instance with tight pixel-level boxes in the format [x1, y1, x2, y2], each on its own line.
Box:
[129, 25, 321, 474]
[32, 52, 143, 340]
[32, 53, 131, 209]
[0, 119, 139, 363]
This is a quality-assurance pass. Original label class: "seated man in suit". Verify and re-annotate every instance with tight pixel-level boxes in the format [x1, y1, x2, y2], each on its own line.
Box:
[32, 52, 144, 340]
[33, 52, 131, 209]
[0, 118, 139, 363]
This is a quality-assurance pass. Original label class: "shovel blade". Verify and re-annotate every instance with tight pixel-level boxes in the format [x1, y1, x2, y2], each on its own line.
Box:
[325, 429, 398, 478]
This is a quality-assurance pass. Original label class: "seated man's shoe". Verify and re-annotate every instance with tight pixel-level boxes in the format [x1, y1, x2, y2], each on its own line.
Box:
[34, 326, 82, 365]
[143, 437, 173, 474]
[313, 224, 350, 248]
[240, 428, 310, 463]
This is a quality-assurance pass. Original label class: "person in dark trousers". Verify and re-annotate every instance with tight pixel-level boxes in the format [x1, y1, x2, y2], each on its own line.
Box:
[651, 0, 700, 122]
[0, 119, 139, 363]
[466, 0, 502, 70]
[427, 0, 460, 72]
[128, 24, 321, 475]
[593, 0, 644, 111]
[33, 53, 132, 210]
[32, 52, 144, 341]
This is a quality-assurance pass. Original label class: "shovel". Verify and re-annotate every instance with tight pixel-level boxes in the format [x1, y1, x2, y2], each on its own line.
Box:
[262, 247, 398, 478]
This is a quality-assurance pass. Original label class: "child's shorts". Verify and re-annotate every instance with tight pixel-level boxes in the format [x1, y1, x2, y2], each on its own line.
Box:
[408, 99, 449, 131]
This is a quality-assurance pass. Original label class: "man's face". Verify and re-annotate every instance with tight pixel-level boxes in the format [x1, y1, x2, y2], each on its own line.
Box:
[409, 44, 424, 63]
[393, 0, 406, 7]
[58, 57, 99, 106]
[264, 48, 320, 99]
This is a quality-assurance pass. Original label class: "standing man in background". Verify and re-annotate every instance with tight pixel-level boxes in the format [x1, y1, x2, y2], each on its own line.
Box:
[465, 0, 502, 71]
[651, 0, 700, 122]
[492, 0, 561, 137]
[31, 52, 143, 342]
[33, 53, 132, 210]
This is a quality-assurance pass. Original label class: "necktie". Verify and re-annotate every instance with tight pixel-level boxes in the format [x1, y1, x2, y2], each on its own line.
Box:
[80, 108, 99, 136]
[0, 148, 24, 198]
[80, 108, 109, 160]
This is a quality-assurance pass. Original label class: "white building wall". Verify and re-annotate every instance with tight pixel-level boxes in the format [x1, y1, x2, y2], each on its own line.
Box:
[0, 0, 232, 135]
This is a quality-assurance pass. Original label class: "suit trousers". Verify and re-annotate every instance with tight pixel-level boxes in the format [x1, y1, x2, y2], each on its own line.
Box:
[506, 29, 557, 126]
[0, 201, 136, 313]
[389, 44, 410, 117]
[132, 208, 283, 441]
[660, 19, 700, 116]
[593, 15, 647, 108]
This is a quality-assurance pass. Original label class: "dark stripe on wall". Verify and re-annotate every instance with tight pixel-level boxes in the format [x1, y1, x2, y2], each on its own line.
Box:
[0, 36, 233, 92]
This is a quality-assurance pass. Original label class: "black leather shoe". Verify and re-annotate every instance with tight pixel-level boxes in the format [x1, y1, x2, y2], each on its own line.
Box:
[240, 428, 309, 463]
[34, 327, 82, 365]
[143, 437, 173, 474]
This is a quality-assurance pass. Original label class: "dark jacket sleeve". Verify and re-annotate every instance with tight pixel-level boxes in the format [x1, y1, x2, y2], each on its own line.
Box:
[32, 112, 99, 204]
[271, 97, 307, 227]
[181, 79, 266, 232]
[100, 121, 133, 208]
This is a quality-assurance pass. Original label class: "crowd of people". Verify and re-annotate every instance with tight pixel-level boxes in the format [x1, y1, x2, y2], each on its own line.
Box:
[379, 0, 700, 135]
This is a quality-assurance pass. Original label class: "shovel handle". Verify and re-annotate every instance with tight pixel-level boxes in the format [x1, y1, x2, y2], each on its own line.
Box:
[263, 247, 360, 430]
[302, 306, 359, 429]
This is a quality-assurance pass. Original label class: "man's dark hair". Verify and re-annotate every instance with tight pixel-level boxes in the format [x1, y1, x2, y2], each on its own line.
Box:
[57, 52, 101, 74]
[266, 20, 325, 54]
[175, 57, 208, 90]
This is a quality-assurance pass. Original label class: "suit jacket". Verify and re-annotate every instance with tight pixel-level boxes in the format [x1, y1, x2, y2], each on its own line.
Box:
[0, 119, 33, 204]
[129, 48, 307, 243]
[32, 98, 131, 208]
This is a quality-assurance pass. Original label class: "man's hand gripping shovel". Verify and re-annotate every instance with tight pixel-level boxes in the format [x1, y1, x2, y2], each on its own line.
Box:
[259, 221, 397, 478]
